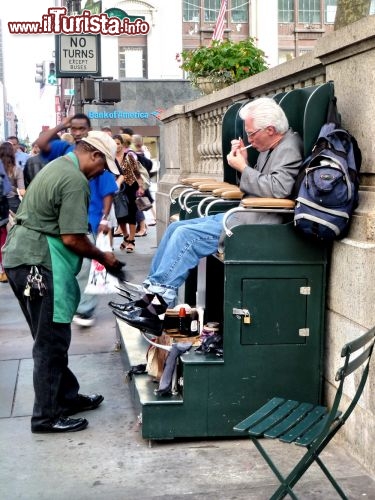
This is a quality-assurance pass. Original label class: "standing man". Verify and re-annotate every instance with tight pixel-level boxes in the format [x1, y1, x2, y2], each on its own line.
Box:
[3, 132, 124, 433]
[7, 136, 30, 169]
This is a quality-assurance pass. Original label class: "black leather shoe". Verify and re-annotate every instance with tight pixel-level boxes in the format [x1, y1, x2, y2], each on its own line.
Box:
[31, 417, 88, 433]
[113, 307, 164, 336]
[108, 299, 147, 312]
[62, 394, 104, 416]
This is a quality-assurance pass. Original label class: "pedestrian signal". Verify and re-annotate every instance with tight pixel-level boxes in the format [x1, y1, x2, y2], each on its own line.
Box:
[48, 62, 57, 85]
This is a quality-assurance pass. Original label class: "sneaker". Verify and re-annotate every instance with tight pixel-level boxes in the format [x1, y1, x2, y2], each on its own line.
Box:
[73, 313, 96, 327]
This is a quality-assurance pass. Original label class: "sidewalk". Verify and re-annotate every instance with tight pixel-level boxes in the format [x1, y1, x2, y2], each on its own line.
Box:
[0, 225, 374, 500]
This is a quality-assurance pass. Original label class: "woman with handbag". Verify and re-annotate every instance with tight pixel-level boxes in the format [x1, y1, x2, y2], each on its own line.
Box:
[113, 134, 143, 253]
[1, 141, 25, 215]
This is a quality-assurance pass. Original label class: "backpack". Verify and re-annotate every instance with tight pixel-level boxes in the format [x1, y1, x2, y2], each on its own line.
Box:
[294, 101, 362, 241]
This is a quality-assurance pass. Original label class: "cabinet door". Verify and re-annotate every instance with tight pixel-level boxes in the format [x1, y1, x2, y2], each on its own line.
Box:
[241, 278, 308, 345]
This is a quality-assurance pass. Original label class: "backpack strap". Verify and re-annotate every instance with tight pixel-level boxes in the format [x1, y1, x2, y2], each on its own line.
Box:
[326, 96, 341, 127]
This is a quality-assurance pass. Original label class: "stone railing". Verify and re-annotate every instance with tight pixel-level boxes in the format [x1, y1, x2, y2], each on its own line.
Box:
[157, 15, 375, 474]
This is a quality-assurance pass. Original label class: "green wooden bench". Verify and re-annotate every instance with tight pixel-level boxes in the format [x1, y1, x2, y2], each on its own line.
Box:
[233, 326, 375, 499]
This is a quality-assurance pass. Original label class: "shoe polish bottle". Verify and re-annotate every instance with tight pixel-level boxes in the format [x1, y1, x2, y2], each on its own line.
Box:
[189, 308, 199, 336]
[178, 307, 190, 336]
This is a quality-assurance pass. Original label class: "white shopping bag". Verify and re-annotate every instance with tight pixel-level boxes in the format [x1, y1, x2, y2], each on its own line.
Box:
[84, 233, 119, 294]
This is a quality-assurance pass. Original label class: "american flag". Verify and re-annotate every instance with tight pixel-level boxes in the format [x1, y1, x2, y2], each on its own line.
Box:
[212, 0, 227, 42]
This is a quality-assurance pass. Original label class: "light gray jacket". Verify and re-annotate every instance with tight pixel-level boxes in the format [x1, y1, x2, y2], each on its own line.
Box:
[228, 129, 303, 227]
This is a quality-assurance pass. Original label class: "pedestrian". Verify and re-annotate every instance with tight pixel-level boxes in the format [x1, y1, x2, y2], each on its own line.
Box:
[1, 141, 25, 214]
[2, 132, 124, 433]
[6, 135, 30, 169]
[113, 134, 144, 253]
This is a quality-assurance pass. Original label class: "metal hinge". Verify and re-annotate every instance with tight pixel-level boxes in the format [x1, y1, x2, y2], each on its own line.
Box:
[300, 287, 311, 295]
[233, 308, 249, 317]
[299, 328, 310, 337]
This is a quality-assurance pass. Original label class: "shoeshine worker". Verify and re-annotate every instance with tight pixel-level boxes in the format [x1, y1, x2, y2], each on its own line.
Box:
[3, 132, 125, 434]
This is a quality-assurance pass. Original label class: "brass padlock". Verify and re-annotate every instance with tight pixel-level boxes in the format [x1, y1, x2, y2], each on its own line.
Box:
[243, 311, 251, 324]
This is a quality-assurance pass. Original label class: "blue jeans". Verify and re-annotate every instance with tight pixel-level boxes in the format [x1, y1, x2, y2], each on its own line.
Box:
[144, 213, 225, 306]
[76, 233, 97, 317]
[5, 265, 80, 428]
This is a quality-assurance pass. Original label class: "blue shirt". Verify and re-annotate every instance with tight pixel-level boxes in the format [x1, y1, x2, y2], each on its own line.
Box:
[40, 139, 74, 163]
[89, 172, 117, 234]
[15, 150, 30, 169]
[40, 138, 117, 234]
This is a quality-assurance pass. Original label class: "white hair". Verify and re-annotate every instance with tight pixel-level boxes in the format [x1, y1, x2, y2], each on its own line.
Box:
[239, 97, 289, 134]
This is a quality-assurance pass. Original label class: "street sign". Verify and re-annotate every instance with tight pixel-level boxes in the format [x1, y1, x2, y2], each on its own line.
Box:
[64, 89, 75, 96]
[55, 34, 101, 78]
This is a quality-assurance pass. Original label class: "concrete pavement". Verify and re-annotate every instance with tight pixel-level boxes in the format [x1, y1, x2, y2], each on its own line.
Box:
[0, 224, 374, 499]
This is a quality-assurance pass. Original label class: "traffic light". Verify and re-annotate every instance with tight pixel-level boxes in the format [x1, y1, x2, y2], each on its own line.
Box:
[98, 81, 121, 103]
[48, 62, 57, 85]
[35, 63, 45, 88]
[83, 78, 95, 102]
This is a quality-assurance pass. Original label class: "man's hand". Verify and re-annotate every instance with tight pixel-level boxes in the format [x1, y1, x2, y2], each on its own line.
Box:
[102, 252, 126, 280]
[62, 234, 125, 280]
[227, 146, 248, 173]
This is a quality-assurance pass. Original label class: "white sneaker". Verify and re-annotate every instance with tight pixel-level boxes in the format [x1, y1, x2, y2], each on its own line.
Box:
[73, 314, 96, 327]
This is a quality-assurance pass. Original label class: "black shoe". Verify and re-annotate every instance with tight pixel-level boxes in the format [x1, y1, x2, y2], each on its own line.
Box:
[108, 294, 154, 312]
[62, 394, 104, 416]
[113, 307, 164, 336]
[31, 417, 88, 433]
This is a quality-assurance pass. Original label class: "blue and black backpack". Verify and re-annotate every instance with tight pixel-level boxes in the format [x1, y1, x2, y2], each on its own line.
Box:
[294, 99, 362, 241]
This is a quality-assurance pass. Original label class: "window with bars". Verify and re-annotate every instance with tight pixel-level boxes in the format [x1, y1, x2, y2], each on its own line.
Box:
[278, 0, 295, 22]
[298, 0, 321, 24]
[231, 0, 248, 22]
[324, 0, 337, 23]
[183, 0, 200, 22]
[119, 47, 146, 79]
[204, 0, 221, 22]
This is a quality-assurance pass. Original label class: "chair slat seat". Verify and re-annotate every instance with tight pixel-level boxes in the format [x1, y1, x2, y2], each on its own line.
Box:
[264, 402, 314, 438]
[279, 405, 327, 443]
[233, 397, 285, 432]
[295, 410, 341, 447]
[248, 399, 300, 437]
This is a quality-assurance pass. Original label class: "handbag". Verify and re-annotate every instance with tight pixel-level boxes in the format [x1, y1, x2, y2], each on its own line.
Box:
[137, 163, 151, 190]
[113, 185, 129, 219]
[135, 196, 153, 211]
[84, 233, 120, 295]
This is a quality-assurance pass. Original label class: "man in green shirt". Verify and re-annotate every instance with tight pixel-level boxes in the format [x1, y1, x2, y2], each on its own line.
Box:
[3, 131, 124, 434]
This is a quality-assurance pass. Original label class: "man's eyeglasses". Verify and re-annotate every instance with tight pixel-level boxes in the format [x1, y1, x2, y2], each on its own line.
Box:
[246, 128, 263, 139]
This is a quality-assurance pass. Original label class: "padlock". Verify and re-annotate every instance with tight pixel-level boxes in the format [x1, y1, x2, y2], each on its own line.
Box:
[243, 311, 251, 324]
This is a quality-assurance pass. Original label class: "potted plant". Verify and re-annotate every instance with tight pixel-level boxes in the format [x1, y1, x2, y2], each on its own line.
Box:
[178, 38, 268, 94]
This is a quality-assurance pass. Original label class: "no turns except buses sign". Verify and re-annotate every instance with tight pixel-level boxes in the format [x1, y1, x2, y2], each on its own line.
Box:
[55, 34, 101, 78]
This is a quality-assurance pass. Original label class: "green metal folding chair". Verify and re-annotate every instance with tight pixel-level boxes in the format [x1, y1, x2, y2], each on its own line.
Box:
[233, 326, 375, 499]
